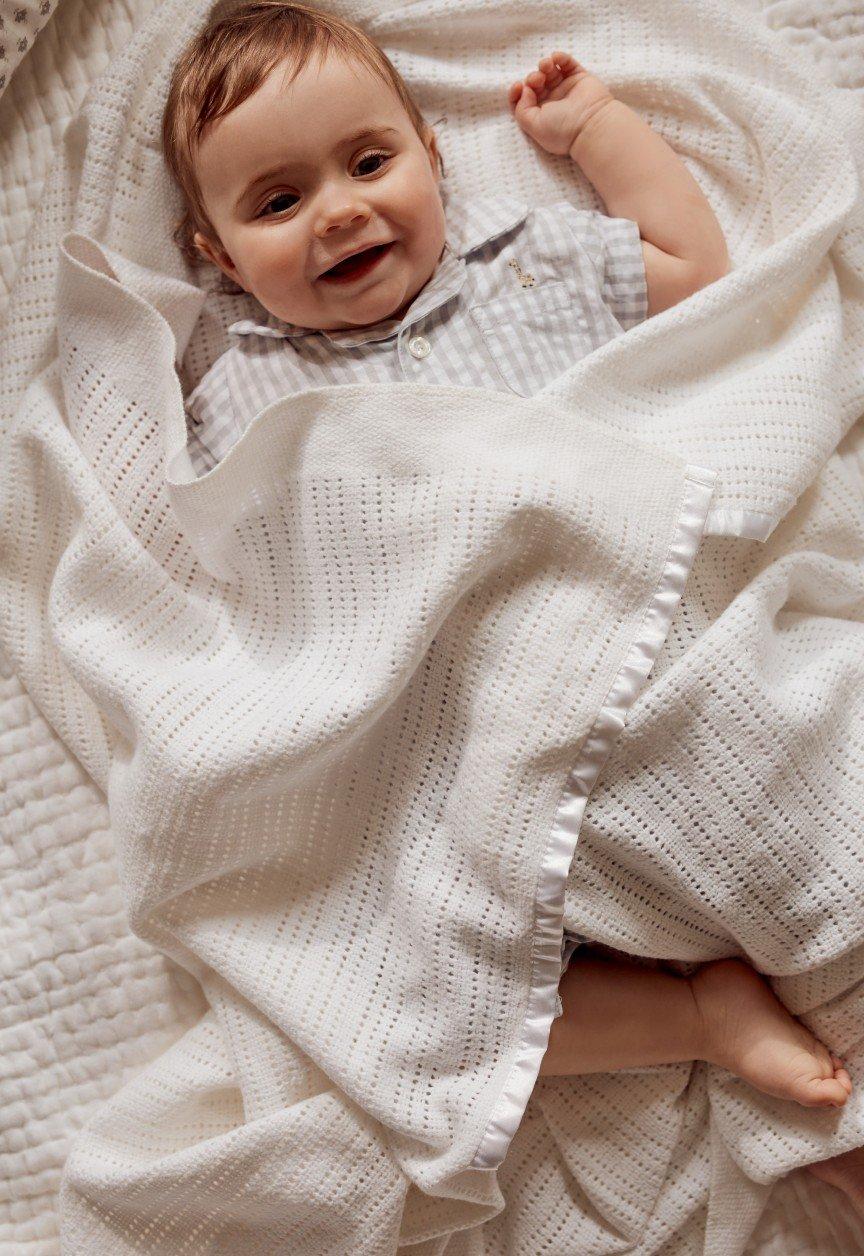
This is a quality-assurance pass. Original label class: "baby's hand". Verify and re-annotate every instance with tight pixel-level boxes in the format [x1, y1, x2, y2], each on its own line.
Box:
[508, 52, 615, 156]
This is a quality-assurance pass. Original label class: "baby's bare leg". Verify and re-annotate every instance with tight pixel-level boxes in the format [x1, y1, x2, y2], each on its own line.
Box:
[540, 951, 852, 1111]
[539, 949, 704, 1076]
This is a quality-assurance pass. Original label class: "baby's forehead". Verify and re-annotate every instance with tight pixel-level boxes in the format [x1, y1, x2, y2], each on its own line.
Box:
[192, 50, 417, 196]
[271, 47, 390, 96]
[252, 54, 410, 136]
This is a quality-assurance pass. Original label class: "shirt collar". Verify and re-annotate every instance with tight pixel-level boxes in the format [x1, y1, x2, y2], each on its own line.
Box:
[226, 189, 529, 348]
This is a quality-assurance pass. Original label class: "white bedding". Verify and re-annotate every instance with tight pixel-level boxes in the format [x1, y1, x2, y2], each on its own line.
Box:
[1, 1, 863, 1252]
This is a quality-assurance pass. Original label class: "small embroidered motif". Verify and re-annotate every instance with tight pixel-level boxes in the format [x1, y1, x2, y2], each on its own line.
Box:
[507, 258, 536, 288]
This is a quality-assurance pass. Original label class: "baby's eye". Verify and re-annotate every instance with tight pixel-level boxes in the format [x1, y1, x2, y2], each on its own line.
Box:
[354, 149, 390, 176]
[260, 192, 298, 217]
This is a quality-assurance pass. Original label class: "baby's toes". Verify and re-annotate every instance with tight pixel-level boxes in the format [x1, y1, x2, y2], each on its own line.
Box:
[802, 1075, 851, 1108]
[831, 1055, 854, 1095]
[815, 1040, 835, 1079]
[795, 1044, 849, 1106]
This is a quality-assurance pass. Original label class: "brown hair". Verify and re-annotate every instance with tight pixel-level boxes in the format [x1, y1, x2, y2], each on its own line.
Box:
[161, 0, 445, 290]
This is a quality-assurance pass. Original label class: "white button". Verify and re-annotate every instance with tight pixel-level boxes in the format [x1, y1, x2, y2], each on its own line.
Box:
[408, 335, 431, 359]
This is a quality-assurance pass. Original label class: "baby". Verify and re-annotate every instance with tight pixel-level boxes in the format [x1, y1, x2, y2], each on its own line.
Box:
[162, 0, 862, 1208]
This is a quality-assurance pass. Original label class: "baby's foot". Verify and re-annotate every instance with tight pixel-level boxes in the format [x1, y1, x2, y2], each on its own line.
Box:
[690, 958, 853, 1108]
[806, 1145, 864, 1219]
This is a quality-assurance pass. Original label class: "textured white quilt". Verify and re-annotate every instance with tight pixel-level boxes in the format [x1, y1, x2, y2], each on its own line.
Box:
[1, 0, 863, 1252]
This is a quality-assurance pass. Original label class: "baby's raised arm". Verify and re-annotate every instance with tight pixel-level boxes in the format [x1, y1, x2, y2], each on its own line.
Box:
[509, 52, 729, 316]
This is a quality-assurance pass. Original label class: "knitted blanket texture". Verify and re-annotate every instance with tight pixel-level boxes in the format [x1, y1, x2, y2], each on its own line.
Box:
[0, 0, 863, 1252]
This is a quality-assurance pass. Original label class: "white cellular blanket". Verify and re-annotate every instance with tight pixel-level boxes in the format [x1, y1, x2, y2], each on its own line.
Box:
[1, 0, 864, 1251]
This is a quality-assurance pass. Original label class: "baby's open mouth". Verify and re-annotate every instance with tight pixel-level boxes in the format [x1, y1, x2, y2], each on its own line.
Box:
[320, 241, 393, 282]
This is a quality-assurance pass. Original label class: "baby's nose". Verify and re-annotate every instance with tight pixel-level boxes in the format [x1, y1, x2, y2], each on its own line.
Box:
[316, 202, 370, 236]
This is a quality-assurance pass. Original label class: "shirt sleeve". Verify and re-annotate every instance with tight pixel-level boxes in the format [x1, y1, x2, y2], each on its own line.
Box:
[553, 202, 649, 331]
[183, 351, 240, 475]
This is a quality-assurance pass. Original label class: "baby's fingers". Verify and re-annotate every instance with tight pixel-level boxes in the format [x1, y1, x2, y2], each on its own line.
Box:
[538, 51, 578, 85]
[550, 50, 579, 71]
[511, 80, 539, 121]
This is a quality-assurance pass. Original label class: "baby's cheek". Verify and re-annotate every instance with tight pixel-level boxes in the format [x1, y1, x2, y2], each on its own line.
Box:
[255, 249, 306, 300]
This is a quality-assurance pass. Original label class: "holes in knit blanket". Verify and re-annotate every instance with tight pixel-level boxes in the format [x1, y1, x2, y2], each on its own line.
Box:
[564, 448, 864, 981]
[60, 342, 199, 576]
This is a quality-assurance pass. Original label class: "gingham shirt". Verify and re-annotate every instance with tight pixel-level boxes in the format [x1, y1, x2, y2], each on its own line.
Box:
[184, 189, 648, 474]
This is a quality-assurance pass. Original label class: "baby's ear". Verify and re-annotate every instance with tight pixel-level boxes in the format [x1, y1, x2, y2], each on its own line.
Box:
[425, 127, 442, 180]
[193, 230, 242, 284]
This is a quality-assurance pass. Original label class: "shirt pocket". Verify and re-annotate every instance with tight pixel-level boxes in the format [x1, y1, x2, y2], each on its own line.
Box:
[469, 279, 596, 397]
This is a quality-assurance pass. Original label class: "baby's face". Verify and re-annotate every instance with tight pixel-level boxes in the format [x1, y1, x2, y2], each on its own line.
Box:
[192, 52, 447, 331]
